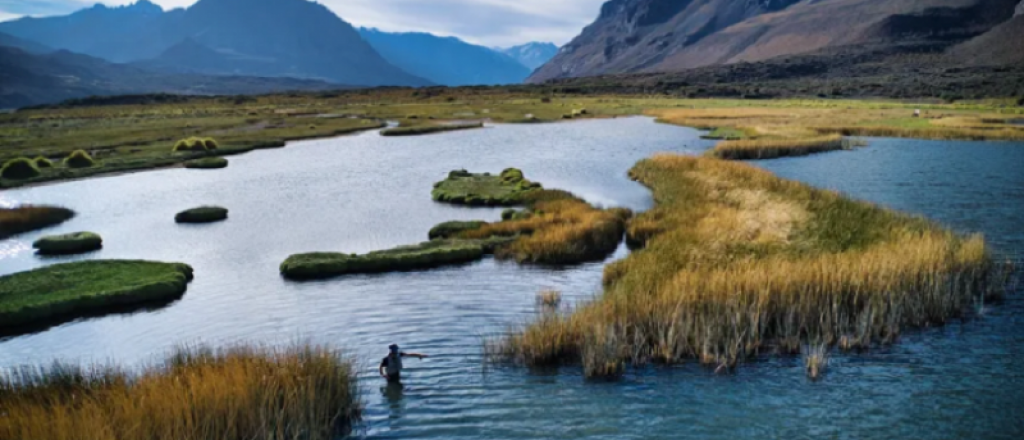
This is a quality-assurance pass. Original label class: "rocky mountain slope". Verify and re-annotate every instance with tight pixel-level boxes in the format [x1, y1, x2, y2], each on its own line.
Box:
[530, 0, 1022, 83]
[358, 29, 530, 86]
[0, 0, 429, 87]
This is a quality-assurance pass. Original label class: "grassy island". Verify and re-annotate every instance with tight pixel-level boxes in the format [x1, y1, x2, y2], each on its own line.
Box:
[280, 239, 508, 280]
[380, 121, 484, 136]
[491, 155, 1001, 378]
[0, 206, 76, 239]
[432, 168, 542, 206]
[0, 343, 359, 440]
[33, 232, 103, 255]
[184, 157, 229, 169]
[175, 206, 228, 224]
[0, 260, 194, 329]
[428, 220, 489, 240]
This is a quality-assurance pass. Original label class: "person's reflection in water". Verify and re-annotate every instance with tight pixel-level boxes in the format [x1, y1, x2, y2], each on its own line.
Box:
[381, 380, 405, 419]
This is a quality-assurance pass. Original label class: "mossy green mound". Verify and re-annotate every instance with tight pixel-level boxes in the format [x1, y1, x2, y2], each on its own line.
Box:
[0, 260, 194, 329]
[184, 157, 229, 169]
[1, 158, 41, 180]
[33, 232, 103, 255]
[64, 150, 96, 168]
[33, 157, 54, 168]
[432, 168, 542, 206]
[428, 220, 489, 240]
[280, 238, 512, 280]
[380, 122, 483, 137]
[175, 206, 228, 224]
[173, 137, 218, 153]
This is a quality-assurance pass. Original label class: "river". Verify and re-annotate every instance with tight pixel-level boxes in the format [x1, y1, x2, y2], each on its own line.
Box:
[1, 118, 1021, 439]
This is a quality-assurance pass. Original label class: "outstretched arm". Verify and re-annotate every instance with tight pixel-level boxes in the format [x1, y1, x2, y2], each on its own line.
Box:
[402, 352, 428, 359]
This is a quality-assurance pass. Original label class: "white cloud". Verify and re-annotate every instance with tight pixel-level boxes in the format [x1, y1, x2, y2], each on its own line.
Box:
[0, 0, 606, 46]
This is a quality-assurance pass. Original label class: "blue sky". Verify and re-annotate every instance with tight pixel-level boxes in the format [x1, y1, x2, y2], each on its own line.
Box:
[0, 0, 607, 47]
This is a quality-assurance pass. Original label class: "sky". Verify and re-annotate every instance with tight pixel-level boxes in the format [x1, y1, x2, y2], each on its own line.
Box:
[0, 0, 608, 47]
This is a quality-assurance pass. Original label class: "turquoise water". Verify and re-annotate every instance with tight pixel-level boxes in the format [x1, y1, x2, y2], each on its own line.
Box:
[0, 119, 1021, 439]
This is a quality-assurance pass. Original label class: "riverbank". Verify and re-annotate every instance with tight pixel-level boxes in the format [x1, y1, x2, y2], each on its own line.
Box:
[4, 91, 1022, 187]
[491, 155, 1003, 378]
[0, 343, 358, 440]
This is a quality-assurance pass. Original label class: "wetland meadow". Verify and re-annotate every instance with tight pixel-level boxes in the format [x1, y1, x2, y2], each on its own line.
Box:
[0, 90, 1022, 439]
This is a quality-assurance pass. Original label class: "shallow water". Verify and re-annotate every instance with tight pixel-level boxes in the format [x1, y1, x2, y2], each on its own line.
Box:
[1, 120, 1022, 439]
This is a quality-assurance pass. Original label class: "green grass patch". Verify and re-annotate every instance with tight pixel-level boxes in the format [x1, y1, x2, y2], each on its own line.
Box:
[175, 206, 228, 224]
[0, 206, 75, 239]
[280, 238, 512, 280]
[432, 168, 542, 206]
[380, 122, 484, 136]
[184, 157, 229, 169]
[33, 231, 103, 255]
[428, 220, 489, 240]
[0, 260, 194, 328]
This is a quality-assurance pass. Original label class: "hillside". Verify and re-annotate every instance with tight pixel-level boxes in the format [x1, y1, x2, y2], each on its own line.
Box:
[530, 0, 1022, 83]
[358, 28, 530, 86]
[0, 0, 430, 87]
[0, 46, 341, 109]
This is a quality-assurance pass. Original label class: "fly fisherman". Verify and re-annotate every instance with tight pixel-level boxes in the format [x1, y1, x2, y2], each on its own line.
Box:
[379, 344, 428, 383]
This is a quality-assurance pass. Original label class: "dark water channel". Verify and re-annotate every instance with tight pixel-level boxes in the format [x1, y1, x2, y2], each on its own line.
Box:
[1, 119, 1022, 439]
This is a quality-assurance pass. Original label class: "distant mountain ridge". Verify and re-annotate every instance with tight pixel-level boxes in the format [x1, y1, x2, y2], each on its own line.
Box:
[0, 46, 342, 109]
[358, 28, 530, 86]
[497, 42, 559, 70]
[529, 0, 1023, 83]
[0, 0, 429, 87]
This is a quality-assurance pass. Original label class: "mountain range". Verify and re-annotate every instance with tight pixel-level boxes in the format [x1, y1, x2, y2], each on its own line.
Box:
[529, 0, 1024, 83]
[496, 43, 560, 71]
[0, 0, 428, 87]
[0, 45, 339, 109]
[358, 28, 533, 86]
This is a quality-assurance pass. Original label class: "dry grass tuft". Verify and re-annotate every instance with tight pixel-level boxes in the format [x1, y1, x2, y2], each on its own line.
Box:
[0, 343, 359, 440]
[493, 155, 1003, 379]
[711, 135, 848, 160]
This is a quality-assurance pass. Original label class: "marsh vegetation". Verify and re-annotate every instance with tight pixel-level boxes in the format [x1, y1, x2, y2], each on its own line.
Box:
[432, 168, 541, 206]
[490, 156, 1002, 378]
[0, 206, 75, 239]
[0, 343, 358, 440]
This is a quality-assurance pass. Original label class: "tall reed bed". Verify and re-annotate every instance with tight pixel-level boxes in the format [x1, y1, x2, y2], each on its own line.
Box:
[0, 344, 359, 440]
[710, 134, 848, 160]
[457, 190, 630, 264]
[490, 156, 1003, 377]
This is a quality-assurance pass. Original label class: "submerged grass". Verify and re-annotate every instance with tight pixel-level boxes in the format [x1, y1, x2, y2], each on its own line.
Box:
[0, 205, 75, 239]
[491, 155, 1003, 377]
[0, 260, 194, 328]
[0, 343, 359, 440]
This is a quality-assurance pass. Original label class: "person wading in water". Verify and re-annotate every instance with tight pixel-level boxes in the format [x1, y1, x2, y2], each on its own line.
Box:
[380, 344, 428, 383]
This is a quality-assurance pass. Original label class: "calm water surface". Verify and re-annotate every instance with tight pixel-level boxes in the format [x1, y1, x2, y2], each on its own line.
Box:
[1, 120, 1022, 439]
